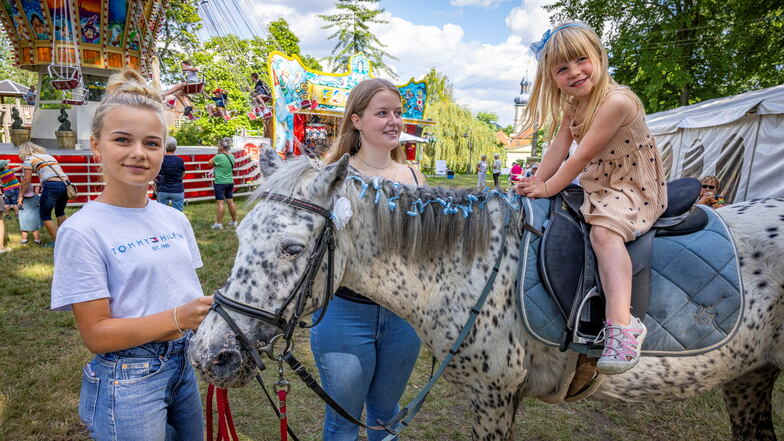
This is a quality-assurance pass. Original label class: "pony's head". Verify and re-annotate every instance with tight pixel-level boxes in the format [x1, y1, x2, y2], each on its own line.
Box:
[189, 150, 350, 387]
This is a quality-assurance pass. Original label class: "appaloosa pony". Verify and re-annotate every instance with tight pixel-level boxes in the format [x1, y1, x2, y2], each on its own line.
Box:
[190, 152, 784, 441]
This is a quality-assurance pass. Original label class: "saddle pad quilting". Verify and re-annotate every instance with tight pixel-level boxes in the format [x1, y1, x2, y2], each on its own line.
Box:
[517, 199, 744, 357]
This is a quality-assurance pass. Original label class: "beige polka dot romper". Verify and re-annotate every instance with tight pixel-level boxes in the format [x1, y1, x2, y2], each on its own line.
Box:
[570, 91, 668, 242]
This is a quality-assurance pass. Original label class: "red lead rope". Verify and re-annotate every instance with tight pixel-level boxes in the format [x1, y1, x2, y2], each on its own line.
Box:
[278, 389, 288, 441]
[206, 385, 239, 441]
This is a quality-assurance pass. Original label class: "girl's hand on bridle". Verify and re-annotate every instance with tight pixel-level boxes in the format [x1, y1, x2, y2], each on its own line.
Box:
[176, 296, 214, 331]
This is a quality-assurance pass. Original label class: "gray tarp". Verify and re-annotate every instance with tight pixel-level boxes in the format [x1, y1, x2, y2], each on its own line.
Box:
[646, 84, 784, 203]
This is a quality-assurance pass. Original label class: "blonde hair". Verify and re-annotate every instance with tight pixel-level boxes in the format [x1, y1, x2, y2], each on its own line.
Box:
[324, 78, 404, 164]
[701, 175, 720, 190]
[91, 69, 166, 141]
[523, 21, 643, 142]
[17, 141, 46, 160]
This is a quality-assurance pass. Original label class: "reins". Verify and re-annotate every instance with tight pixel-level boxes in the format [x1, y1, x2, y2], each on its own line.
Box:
[209, 189, 516, 439]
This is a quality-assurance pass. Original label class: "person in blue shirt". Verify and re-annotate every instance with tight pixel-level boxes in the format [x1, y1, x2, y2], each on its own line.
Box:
[24, 85, 36, 105]
[155, 136, 186, 211]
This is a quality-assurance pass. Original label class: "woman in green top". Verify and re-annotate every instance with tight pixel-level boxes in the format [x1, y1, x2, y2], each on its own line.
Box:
[208, 138, 237, 229]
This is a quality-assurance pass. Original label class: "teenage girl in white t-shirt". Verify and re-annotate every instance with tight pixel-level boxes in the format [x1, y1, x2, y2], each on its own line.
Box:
[51, 69, 213, 440]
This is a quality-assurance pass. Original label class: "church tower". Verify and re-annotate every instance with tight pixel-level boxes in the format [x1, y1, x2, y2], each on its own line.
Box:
[513, 76, 531, 134]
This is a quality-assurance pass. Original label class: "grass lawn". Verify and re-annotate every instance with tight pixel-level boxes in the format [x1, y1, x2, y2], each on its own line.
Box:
[1, 177, 782, 440]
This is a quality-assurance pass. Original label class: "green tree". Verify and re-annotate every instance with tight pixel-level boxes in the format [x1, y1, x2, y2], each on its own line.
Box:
[417, 69, 505, 170]
[423, 67, 454, 105]
[157, 0, 202, 84]
[476, 111, 500, 130]
[547, 0, 784, 112]
[319, 0, 398, 77]
[0, 36, 37, 87]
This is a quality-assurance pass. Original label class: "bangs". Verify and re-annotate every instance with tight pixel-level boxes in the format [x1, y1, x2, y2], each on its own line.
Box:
[543, 27, 600, 68]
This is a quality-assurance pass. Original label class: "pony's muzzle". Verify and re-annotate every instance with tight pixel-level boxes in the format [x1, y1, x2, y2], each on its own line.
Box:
[209, 348, 245, 380]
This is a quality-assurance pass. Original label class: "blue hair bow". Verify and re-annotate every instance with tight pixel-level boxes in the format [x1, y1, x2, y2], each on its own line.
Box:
[530, 23, 585, 61]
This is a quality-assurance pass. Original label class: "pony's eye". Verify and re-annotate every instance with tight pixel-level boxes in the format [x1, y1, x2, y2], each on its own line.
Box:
[282, 244, 304, 256]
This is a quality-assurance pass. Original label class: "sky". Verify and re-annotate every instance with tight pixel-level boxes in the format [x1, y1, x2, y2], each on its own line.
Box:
[199, 0, 555, 127]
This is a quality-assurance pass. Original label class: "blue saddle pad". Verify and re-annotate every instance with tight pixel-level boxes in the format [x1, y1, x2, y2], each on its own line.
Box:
[515, 198, 744, 356]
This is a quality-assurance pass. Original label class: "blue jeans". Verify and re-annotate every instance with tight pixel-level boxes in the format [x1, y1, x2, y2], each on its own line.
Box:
[310, 296, 421, 441]
[39, 180, 68, 221]
[79, 333, 204, 441]
[157, 192, 185, 211]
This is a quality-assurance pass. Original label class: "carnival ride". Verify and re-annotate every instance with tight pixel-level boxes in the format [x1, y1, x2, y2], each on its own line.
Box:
[0, 0, 167, 146]
[267, 51, 433, 157]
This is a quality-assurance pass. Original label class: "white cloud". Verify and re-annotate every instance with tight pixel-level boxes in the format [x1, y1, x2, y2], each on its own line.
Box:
[449, 0, 511, 7]
[505, 0, 553, 44]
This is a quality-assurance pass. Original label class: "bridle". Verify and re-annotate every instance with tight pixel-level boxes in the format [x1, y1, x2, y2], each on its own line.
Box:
[212, 191, 337, 356]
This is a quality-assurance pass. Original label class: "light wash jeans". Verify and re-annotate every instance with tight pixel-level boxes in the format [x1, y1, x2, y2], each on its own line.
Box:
[78, 332, 204, 441]
[156, 192, 185, 211]
[310, 296, 421, 441]
[477, 171, 487, 188]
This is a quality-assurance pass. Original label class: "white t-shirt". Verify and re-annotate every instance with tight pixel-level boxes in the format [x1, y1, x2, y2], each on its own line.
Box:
[51, 200, 204, 318]
[492, 159, 501, 173]
[477, 160, 488, 174]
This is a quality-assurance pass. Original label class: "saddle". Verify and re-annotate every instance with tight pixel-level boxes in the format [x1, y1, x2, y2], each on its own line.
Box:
[537, 178, 707, 352]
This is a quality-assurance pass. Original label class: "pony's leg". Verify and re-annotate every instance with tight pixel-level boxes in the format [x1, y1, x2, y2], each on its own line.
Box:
[466, 386, 519, 441]
[722, 364, 780, 441]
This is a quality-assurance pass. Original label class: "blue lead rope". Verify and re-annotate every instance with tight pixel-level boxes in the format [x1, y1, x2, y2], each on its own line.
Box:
[379, 205, 514, 440]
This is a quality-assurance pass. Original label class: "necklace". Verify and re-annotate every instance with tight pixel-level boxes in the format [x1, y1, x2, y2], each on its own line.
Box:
[355, 154, 392, 170]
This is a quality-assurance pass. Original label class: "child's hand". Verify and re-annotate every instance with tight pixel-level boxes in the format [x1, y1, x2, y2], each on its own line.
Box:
[514, 176, 550, 199]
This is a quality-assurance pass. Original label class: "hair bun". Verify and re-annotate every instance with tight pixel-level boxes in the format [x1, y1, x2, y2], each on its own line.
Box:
[105, 69, 162, 103]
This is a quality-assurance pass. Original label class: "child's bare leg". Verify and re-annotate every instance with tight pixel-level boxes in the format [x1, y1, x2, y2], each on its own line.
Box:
[590, 226, 632, 326]
[33, 230, 40, 241]
[21, 231, 28, 241]
[175, 91, 191, 109]
[161, 83, 183, 97]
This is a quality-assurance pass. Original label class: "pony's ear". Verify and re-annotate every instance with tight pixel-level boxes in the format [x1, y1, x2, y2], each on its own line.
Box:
[259, 148, 283, 178]
[307, 154, 350, 200]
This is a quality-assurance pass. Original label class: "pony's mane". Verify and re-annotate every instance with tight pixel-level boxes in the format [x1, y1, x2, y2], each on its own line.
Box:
[254, 158, 517, 263]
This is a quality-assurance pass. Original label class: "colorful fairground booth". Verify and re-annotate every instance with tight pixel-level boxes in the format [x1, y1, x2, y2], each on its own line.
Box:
[267, 52, 435, 160]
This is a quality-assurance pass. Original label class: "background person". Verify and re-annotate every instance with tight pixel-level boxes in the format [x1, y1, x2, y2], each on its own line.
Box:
[50, 69, 212, 440]
[510, 160, 523, 183]
[0, 159, 21, 217]
[697, 175, 725, 209]
[208, 137, 237, 229]
[492, 153, 502, 188]
[476, 154, 488, 188]
[161, 60, 199, 117]
[317, 78, 423, 441]
[155, 136, 186, 211]
[24, 85, 37, 105]
[18, 184, 41, 245]
[16, 142, 70, 247]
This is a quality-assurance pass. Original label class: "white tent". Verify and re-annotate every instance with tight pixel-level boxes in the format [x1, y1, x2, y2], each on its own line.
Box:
[399, 132, 428, 143]
[646, 84, 784, 203]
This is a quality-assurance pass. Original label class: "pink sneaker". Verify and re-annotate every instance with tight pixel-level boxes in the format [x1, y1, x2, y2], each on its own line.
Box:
[595, 316, 647, 375]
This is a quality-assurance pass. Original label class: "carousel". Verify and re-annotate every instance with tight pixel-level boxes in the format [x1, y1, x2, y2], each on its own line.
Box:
[0, 0, 166, 148]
